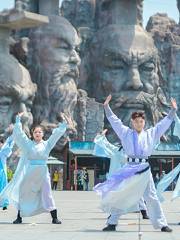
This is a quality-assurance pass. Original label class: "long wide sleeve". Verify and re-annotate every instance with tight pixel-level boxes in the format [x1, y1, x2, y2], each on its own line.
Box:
[104, 105, 129, 140]
[0, 135, 14, 166]
[173, 114, 180, 137]
[46, 122, 67, 152]
[12, 116, 31, 153]
[151, 109, 176, 142]
[94, 134, 119, 158]
[157, 163, 180, 202]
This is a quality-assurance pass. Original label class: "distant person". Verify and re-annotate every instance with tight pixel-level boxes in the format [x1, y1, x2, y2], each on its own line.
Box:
[7, 167, 13, 182]
[83, 169, 89, 191]
[52, 170, 60, 190]
[160, 171, 166, 181]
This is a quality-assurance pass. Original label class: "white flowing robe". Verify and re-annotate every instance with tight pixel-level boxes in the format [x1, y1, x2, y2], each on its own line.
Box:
[0, 116, 67, 217]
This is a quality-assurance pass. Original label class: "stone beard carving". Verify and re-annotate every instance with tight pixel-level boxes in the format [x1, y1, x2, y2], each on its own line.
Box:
[89, 24, 169, 141]
[28, 15, 80, 138]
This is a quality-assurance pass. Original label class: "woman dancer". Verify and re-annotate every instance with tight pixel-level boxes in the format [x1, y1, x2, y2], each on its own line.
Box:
[0, 132, 14, 210]
[0, 112, 67, 224]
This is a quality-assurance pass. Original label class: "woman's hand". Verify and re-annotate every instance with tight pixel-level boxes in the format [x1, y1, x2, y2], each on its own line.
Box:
[18, 112, 24, 118]
[103, 95, 112, 106]
[60, 113, 73, 127]
[102, 129, 108, 135]
[6, 124, 14, 134]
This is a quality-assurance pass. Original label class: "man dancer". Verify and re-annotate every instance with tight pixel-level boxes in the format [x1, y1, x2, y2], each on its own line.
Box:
[102, 94, 177, 232]
[94, 130, 149, 219]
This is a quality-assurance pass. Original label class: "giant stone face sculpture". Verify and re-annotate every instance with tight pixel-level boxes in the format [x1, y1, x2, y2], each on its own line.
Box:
[88, 0, 169, 141]
[28, 13, 81, 137]
[0, 10, 47, 133]
[0, 40, 36, 133]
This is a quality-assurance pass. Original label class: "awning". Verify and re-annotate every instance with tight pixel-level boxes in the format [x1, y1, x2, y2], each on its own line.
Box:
[151, 150, 180, 158]
[69, 141, 95, 156]
[47, 156, 64, 165]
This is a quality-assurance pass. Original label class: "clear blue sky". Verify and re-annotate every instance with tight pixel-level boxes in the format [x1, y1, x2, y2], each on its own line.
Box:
[0, 0, 179, 26]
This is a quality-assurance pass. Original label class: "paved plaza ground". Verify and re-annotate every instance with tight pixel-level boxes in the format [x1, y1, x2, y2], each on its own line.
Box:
[0, 191, 179, 240]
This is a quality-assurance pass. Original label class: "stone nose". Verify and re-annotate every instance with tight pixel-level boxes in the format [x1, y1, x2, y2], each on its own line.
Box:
[19, 103, 27, 112]
[18, 103, 29, 122]
[69, 49, 81, 65]
[126, 66, 143, 90]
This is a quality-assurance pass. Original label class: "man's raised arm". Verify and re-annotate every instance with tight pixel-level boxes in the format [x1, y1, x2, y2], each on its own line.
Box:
[152, 98, 177, 141]
[104, 95, 129, 140]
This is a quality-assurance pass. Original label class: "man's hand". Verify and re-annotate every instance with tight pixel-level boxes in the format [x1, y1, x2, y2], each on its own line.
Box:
[171, 98, 177, 110]
[104, 95, 112, 106]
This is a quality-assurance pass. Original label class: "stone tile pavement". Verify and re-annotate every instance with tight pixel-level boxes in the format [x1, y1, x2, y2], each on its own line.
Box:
[0, 191, 179, 240]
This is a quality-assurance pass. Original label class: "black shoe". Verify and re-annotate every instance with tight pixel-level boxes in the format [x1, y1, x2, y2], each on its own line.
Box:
[102, 224, 116, 231]
[13, 217, 22, 224]
[2, 207, 7, 210]
[50, 209, 62, 224]
[178, 222, 180, 225]
[140, 210, 149, 219]
[13, 210, 22, 224]
[52, 218, 62, 224]
[161, 226, 172, 232]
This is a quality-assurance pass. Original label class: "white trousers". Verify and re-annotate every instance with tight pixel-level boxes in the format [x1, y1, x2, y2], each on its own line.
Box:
[139, 197, 147, 211]
[107, 172, 167, 229]
[19, 165, 56, 217]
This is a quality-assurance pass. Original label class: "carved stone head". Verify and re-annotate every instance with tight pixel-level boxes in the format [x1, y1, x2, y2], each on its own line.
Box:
[0, 57, 36, 133]
[28, 15, 80, 136]
[89, 1, 169, 141]
[90, 25, 168, 129]
[0, 10, 47, 134]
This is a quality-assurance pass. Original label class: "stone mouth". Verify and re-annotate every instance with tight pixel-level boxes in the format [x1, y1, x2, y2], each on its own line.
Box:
[67, 68, 79, 79]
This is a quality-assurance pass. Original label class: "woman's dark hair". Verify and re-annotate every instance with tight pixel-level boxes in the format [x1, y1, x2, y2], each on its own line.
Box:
[30, 125, 45, 140]
[131, 111, 145, 120]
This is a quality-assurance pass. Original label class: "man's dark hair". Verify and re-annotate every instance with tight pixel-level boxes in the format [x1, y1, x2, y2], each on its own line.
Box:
[131, 111, 145, 120]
